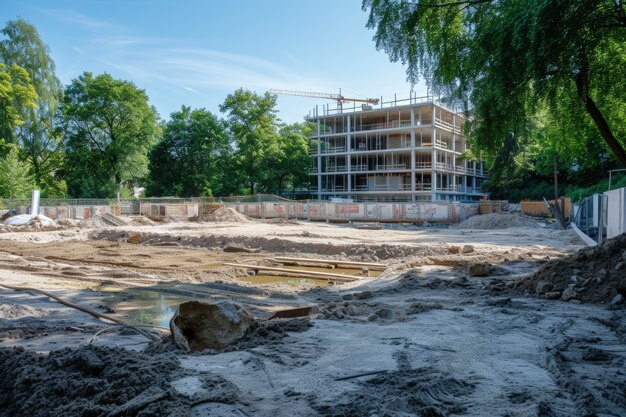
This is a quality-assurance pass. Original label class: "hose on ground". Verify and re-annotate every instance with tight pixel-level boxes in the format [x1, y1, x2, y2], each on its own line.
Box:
[0, 282, 160, 341]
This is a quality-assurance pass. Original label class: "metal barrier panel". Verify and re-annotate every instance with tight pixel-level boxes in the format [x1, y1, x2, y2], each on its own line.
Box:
[404, 202, 449, 221]
[605, 187, 626, 239]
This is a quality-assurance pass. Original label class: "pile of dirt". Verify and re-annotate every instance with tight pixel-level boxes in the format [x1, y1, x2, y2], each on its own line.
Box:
[199, 207, 251, 223]
[94, 230, 452, 261]
[0, 345, 241, 417]
[80, 215, 111, 228]
[454, 212, 540, 230]
[517, 232, 626, 304]
[0, 303, 47, 319]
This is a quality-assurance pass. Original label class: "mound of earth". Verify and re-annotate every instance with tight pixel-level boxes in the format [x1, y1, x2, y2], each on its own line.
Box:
[199, 207, 251, 223]
[0, 346, 184, 416]
[517, 232, 626, 304]
[454, 212, 541, 230]
[0, 303, 47, 319]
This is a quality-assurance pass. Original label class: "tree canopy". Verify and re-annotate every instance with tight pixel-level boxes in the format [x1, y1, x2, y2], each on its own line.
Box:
[363, 0, 626, 168]
[148, 106, 231, 197]
[60, 72, 160, 198]
[219, 89, 281, 194]
[0, 63, 37, 143]
[1, 18, 65, 194]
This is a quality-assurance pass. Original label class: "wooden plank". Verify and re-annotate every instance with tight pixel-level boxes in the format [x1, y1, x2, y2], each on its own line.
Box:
[272, 256, 386, 269]
[224, 263, 359, 282]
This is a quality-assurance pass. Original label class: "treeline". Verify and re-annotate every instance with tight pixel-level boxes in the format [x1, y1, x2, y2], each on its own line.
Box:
[0, 18, 311, 199]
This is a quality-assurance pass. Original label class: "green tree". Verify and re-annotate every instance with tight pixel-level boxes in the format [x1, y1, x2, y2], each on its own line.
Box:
[363, 0, 626, 167]
[0, 63, 37, 142]
[1, 18, 65, 192]
[0, 141, 34, 198]
[60, 72, 160, 198]
[148, 106, 231, 197]
[219, 89, 280, 194]
[270, 122, 312, 195]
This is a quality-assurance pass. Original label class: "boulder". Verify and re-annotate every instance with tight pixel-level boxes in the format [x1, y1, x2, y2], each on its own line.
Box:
[127, 233, 142, 244]
[461, 245, 475, 254]
[610, 294, 624, 306]
[170, 299, 253, 352]
[448, 245, 461, 254]
[561, 286, 578, 301]
[468, 262, 493, 277]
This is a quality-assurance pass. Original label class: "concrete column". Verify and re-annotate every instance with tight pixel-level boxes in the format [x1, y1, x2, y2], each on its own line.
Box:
[432, 145, 437, 201]
[347, 115, 352, 194]
[317, 119, 322, 200]
[410, 108, 416, 201]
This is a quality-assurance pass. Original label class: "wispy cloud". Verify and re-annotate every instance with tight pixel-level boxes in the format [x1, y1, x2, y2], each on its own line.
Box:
[92, 37, 334, 93]
[33, 7, 116, 30]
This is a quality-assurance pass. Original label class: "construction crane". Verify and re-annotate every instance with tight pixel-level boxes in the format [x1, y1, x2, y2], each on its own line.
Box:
[269, 88, 379, 110]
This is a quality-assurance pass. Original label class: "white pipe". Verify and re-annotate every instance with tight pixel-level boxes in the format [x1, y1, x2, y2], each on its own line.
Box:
[31, 189, 40, 216]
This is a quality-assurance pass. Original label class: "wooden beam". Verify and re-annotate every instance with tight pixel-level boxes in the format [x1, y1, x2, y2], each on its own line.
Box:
[224, 263, 359, 282]
[272, 256, 387, 269]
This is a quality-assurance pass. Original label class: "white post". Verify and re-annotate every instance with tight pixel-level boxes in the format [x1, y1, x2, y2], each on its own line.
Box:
[31, 190, 40, 216]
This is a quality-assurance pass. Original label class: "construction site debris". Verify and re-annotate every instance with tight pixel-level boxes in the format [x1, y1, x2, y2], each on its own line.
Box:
[3, 213, 55, 226]
[198, 206, 251, 223]
[467, 262, 494, 277]
[517, 232, 626, 304]
[267, 305, 319, 320]
[170, 299, 254, 351]
[127, 233, 142, 244]
[223, 245, 256, 253]
[454, 212, 541, 230]
[225, 263, 360, 282]
[272, 256, 387, 269]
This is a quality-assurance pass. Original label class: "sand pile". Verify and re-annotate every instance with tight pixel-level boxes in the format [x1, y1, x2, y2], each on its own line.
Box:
[199, 207, 251, 223]
[517, 232, 626, 304]
[454, 212, 540, 230]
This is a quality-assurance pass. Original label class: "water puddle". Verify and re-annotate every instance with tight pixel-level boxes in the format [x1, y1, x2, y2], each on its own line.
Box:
[100, 288, 192, 327]
[242, 275, 330, 287]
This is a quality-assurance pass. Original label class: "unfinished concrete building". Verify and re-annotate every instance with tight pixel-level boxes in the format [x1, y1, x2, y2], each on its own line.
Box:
[307, 94, 487, 201]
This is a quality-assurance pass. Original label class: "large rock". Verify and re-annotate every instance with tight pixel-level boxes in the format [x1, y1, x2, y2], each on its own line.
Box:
[561, 286, 578, 301]
[468, 262, 493, 277]
[170, 299, 253, 352]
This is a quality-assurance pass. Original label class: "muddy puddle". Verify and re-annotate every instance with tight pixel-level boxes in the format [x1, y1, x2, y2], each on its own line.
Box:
[101, 288, 191, 327]
[242, 275, 330, 287]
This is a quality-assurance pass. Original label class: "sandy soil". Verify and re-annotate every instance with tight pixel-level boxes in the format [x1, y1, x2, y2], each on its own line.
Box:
[0, 216, 624, 416]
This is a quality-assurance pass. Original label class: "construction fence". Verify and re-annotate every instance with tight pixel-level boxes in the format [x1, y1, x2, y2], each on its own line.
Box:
[520, 198, 572, 218]
[1, 197, 479, 223]
[225, 200, 479, 223]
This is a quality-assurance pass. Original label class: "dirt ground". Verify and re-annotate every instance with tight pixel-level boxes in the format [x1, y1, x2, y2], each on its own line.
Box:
[0, 215, 624, 417]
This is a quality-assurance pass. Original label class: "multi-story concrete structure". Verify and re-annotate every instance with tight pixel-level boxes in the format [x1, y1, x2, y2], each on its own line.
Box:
[308, 94, 487, 201]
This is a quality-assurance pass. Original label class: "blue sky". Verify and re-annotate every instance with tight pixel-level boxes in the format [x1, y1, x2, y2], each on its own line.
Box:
[2, 0, 425, 123]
